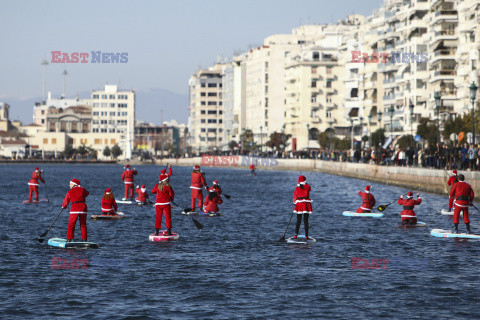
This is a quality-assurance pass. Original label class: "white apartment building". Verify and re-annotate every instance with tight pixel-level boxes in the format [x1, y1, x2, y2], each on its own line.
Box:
[33, 92, 90, 127]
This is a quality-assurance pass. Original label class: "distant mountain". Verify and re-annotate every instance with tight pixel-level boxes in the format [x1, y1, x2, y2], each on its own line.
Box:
[2, 88, 188, 126]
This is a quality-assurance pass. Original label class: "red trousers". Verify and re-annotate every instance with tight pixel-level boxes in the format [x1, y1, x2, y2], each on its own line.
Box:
[67, 214, 87, 240]
[449, 198, 454, 209]
[28, 185, 39, 201]
[124, 184, 134, 199]
[191, 189, 203, 211]
[356, 206, 372, 213]
[454, 206, 470, 224]
[155, 205, 172, 229]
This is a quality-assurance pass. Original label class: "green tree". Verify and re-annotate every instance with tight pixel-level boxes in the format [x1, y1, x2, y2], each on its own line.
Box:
[240, 129, 257, 153]
[266, 132, 291, 150]
[111, 144, 123, 158]
[371, 129, 386, 148]
[334, 137, 351, 150]
[442, 113, 470, 144]
[396, 135, 414, 149]
[416, 117, 438, 146]
[77, 144, 88, 158]
[63, 144, 76, 159]
[103, 146, 111, 158]
[228, 140, 238, 152]
[87, 147, 97, 159]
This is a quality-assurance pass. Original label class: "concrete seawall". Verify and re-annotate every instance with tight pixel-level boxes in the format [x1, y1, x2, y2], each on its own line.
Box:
[129, 156, 480, 195]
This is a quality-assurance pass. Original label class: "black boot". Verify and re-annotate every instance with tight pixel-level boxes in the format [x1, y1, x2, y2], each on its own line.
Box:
[466, 223, 472, 234]
[167, 228, 172, 235]
[66, 239, 73, 243]
[155, 228, 160, 236]
[454, 223, 459, 234]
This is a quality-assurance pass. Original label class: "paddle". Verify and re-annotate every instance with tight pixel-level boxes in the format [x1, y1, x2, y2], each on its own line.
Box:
[377, 185, 420, 212]
[37, 208, 64, 243]
[171, 201, 203, 230]
[280, 212, 295, 242]
[471, 203, 480, 214]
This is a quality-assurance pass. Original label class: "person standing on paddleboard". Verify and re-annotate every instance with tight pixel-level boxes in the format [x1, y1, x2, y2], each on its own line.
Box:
[135, 184, 150, 204]
[447, 170, 459, 212]
[190, 165, 207, 212]
[152, 173, 175, 236]
[121, 164, 137, 201]
[356, 186, 376, 213]
[203, 190, 223, 214]
[293, 175, 313, 239]
[27, 167, 45, 202]
[250, 164, 256, 175]
[449, 174, 474, 234]
[101, 188, 118, 215]
[62, 179, 89, 242]
[160, 163, 172, 178]
[397, 192, 422, 225]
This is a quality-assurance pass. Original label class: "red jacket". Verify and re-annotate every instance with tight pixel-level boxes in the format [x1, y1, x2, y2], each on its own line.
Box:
[203, 194, 223, 213]
[293, 184, 312, 204]
[397, 197, 422, 220]
[161, 166, 172, 177]
[449, 181, 474, 208]
[121, 169, 137, 184]
[447, 175, 457, 187]
[250, 164, 255, 170]
[62, 186, 89, 214]
[190, 172, 207, 189]
[152, 184, 174, 205]
[101, 197, 117, 213]
[208, 185, 222, 197]
[358, 191, 376, 210]
[28, 171, 45, 186]
[136, 187, 149, 202]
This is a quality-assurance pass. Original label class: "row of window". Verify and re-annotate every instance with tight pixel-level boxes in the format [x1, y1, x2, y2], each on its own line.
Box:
[200, 83, 222, 88]
[93, 111, 128, 116]
[199, 137, 223, 142]
[200, 119, 222, 124]
[92, 94, 129, 100]
[200, 92, 221, 97]
[93, 103, 128, 108]
[200, 101, 223, 106]
[200, 128, 223, 133]
[92, 128, 126, 133]
[200, 110, 223, 115]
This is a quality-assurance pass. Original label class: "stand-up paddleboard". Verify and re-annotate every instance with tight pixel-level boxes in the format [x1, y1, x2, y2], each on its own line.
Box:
[440, 209, 462, 216]
[342, 211, 384, 218]
[149, 232, 179, 242]
[117, 200, 136, 204]
[91, 212, 125, 220]
[200, 212, 222, 217]
[23, 199, 49, 204]
[397, 221, 427, 228]
[136, 201, 153, 206]
[286, 235, 316, 244]
[47, 237, 99, 248]
[430, 229, 480, 239]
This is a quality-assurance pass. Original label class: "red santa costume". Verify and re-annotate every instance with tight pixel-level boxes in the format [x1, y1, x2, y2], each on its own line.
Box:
[101, 188, 118, 215]
[293, 175, 313, 239]
[121, 165, 137, 200]
[152, 174, 175, 235]
[250, 164, 256, 175]
[449, 174, 474, 233]
[62, 179, 89, 241]
[203, 191, 223, 213]
[160, 166, 172, 178]
[208, 180, 222, 198]
[190, 165, 207, 211]
[28, 167, 45, 201]
[356, 186, 376, 213]
[397, 192, 422, 225]
[447, 170, 458, 211]
[136, 184, 149, 203]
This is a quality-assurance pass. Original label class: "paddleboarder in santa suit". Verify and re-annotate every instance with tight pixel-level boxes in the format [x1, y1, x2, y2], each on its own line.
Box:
[121, 164, 137, 201]
[397, 192, 422, 225]
[152, 173, 175, 236]
[190, 165, 207, 212]
[101, 188, 118, 215]
[449, 174, 474, 234]
[250, 164, 256, 175]
[356, 186, 376, 213]
[293, 175, 313, 239]
[447, 170, 459, 212]
[203, 190, 223, 214]
[208, 180, 222, 199]
[27, 167, 45, 202]
[160, 164, 172, 178]
[62, 179, 89, 242]
[135, 184, 150, 204]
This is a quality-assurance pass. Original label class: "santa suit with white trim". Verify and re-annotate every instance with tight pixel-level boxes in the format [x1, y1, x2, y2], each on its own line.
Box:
[28, 167, 45, 201]
[121, 165, 137, 199]
[135, 185, 149, 203]
[62, 179, 89, 240]
[449, 177, 474, 228]
[101, 188, 118, 215]
[152, 174, 175, 232]
[293, 175, 313, 238]
[356, 186, 376, 213]
[190, 165, 207, 211]
[203, 191, 223, 213]
[447, 170, 458, 210]
[160, 165, 172, 178]
[208, 180, 222, 199]
[397, 192, 421, 224]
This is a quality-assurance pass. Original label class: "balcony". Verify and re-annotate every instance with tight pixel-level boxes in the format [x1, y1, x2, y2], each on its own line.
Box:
[431, 49, 456, 63]
[430, 69, 456, 83]
[431, 11, 458, 25]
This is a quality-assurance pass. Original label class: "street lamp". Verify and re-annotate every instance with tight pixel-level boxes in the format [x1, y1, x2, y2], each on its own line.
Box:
[434, 91, 441, 144]
[470, 81, 478, 145]
[367, 115, 372, 148]
[260, 125, 263, 155]
[306, 123, 310, 157]
[359, 116, 363, 149]
[389, 106, 394, 140]
[409, 100, 414, 148]
[377, 111, 383, 129]
[350, 117, 354, 157]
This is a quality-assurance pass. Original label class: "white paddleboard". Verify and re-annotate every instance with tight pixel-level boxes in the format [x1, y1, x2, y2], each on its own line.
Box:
[286, 235, 316, 244]
[440, 209, 462, 216]
[117, 200, 136, 204]
[397, 221, 427, 228]
[342, 211, 384, 218]
[430, 228, 480, 239]
[47, 237, 99, 249]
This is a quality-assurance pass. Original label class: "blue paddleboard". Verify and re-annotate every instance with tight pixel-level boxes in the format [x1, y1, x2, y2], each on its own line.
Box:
[286, 235, 316, 244]
[47, 237, 99, 249]
[430, 229, 480, 239]
[342, 211, 384, 218]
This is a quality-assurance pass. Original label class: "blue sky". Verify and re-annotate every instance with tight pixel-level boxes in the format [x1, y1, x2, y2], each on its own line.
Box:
[0, 0, 382, 122]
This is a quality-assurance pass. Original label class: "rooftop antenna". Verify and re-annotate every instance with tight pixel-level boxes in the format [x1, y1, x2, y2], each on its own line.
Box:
[62, 69, 68, 98]
[160, 108, 164, 125]
[41, 59, 49, 101]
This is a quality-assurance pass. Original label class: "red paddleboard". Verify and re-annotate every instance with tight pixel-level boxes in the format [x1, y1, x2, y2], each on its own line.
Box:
[149, 232, 179, 242]
[23, 199, 49, 204]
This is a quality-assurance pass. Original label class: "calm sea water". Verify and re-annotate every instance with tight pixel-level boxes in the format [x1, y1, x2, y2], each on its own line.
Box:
[0, 164, 479, 319]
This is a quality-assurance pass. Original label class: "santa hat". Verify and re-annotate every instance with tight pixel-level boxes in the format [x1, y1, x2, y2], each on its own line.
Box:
[35, 167, 39, 171]
[160, 169, 166, 174]
[105, 188, 111, 193]
[141, 184, 146, 188]
[159, 174, 169, 182]
[453, 170, 457, 175]
[298, 175, 307, 185]
[213, 180, 219, 185]
[70, 179, 81, 186]
[406, 192, 413, 198]
[125, 164, 130, 169]
[194, 165, 200, 170]
[365, 186, 372, 193]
